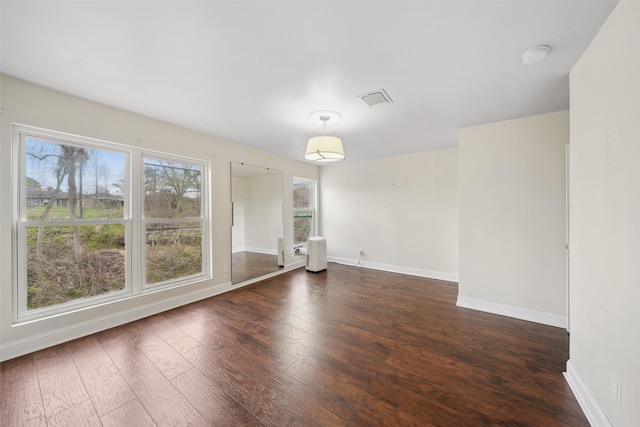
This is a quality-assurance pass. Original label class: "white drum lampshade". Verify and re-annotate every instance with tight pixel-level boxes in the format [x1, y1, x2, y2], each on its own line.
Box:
[305, 136, 345, 162]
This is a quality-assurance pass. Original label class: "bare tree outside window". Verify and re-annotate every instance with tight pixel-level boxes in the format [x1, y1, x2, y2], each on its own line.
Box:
[23, 137, 126, 310]
[143, 158, 203, 285]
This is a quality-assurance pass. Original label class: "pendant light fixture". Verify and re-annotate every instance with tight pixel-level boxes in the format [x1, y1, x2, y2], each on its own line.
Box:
[305, 110, 345, 162]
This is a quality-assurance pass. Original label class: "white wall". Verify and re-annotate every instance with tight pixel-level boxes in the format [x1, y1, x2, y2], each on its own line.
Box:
[458, 111, 568, 327]
[319, 148, 458, 281]
[567, 1, 640, 425]
[0, 74, 318, 360]
[244, 173, 283, 253]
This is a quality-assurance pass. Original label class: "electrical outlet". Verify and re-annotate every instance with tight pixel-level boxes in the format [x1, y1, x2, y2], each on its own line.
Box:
[224, 264, 229, 273]
[612, 377, 623, 407]
[224, 274, 229, 282]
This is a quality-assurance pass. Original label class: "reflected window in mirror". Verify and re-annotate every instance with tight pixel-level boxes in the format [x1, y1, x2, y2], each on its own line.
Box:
[293, 177, 317, 245]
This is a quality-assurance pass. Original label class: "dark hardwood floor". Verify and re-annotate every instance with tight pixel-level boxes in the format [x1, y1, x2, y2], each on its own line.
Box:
[0, 264, 587, 426]
[232, 251, 282, 284]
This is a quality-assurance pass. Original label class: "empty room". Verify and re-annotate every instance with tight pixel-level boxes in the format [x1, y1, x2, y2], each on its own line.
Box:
[1, 1, 638, 426]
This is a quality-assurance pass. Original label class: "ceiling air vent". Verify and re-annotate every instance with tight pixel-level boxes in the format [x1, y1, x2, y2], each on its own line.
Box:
[358, 89, 393, 108]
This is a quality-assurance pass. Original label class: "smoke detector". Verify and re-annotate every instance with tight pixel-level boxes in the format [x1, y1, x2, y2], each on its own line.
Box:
[358, 89, 393, 107]
[521, 45, 549, 64]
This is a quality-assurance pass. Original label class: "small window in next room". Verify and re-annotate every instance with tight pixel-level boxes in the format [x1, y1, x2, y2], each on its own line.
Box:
[293, 177, 316, 245]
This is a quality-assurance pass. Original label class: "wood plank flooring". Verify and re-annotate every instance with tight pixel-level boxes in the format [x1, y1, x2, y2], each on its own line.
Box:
[232, 251, 282, 284]
[0, 264, 587, 426]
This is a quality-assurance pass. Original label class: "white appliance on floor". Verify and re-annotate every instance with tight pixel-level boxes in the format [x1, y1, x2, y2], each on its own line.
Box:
[306, 236, 327, 272]
[277, 236, 284, 267]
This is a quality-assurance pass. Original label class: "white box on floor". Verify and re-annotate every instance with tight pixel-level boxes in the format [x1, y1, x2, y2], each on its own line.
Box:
[277, 236, 284, 266]
[306, 236, 327, 272]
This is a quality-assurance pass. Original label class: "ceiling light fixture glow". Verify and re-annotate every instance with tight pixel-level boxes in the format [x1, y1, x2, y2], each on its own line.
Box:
[305, 111, 344, 162]
[521, 45, 549, 64]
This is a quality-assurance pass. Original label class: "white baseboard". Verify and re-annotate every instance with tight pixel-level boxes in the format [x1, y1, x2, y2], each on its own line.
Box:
[456, 296, 566, 328]
[564, 360, 612, 427]
[286, 260, 305, 270]
[1, 282, 232, 362]
[245, 247, 277, 255]
[327, 256, 458, 283]
[0, 263, 305, 362]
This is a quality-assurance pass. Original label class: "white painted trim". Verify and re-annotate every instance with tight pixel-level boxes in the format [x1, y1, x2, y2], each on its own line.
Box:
[233, 247, 280, 255]
[244, 247, 277, 255]
[564, 360, 612, 427]
[456, 296, 566, 328]
[1, 264, 305, 362]
[328, 256, 458, 283]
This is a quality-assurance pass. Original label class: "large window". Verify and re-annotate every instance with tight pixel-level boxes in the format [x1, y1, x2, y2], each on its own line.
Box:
[293, 177, 316, 245]
[14, 125, 210, 321]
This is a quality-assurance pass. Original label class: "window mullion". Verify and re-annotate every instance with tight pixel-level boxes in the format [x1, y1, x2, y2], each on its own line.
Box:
[130, 150, 142, 295]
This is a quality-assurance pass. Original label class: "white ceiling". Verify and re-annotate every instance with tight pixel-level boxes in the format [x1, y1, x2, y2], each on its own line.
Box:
[1, 1, 617, 163]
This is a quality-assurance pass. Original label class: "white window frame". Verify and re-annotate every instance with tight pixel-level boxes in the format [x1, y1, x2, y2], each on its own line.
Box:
[12, 124, 211, 323]
[292, 176, 317, 246]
